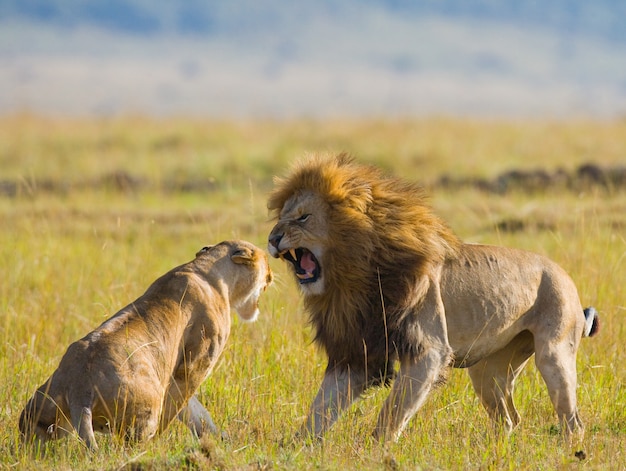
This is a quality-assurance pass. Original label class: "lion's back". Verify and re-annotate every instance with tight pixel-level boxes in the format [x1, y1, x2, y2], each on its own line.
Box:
[441, 243, 583, 359]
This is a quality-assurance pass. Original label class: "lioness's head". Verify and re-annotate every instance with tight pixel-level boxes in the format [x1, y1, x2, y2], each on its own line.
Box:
[195, 240, 273, 322]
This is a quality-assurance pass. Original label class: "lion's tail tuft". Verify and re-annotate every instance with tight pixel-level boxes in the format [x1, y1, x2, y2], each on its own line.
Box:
[583, 306, 600, 338]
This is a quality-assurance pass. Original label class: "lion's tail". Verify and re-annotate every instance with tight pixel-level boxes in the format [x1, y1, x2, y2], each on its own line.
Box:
[583, 306, 600, 338]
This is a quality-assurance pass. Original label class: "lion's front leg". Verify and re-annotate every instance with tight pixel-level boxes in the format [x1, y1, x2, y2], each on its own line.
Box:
[374, 275, 451, 443]
[302, 366, 367, 439]
[373, 347, 450, 442]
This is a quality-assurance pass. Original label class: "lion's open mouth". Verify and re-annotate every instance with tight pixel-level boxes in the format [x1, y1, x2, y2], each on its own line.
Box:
[279, 248, 321, 284]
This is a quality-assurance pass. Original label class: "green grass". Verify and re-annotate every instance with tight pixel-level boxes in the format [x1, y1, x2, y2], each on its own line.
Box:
[1, 115, 624, 470]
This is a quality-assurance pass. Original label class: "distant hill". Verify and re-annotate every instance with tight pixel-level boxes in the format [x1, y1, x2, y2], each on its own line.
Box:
[1, 0, 625, 117]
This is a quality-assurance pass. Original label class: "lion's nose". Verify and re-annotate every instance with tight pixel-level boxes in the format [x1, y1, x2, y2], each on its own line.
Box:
[268, 234, 283, 249]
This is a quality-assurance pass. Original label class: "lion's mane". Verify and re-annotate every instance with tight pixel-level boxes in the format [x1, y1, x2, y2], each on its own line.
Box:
[268, 154, 461, 382]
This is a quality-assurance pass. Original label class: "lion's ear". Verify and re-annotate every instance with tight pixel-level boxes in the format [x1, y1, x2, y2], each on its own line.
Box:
[231, 248, 255, 265]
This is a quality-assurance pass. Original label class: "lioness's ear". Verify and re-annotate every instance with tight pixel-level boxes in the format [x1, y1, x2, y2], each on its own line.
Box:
[196, 246, 213, 257]
[231, 247, 255, 265]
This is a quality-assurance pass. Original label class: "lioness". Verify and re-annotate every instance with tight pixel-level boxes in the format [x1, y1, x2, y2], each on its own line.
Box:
[267, 154, 599, 443]
[19, 240, 273, 450]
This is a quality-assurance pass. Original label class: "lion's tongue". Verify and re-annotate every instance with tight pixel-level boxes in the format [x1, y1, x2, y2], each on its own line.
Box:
[300, 252, 316, 274]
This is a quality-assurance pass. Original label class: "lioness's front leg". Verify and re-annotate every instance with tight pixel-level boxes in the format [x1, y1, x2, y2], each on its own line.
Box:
[302, 367, 367, 439]
[178, 395, 219, 437]
[161, 379, 220, 438]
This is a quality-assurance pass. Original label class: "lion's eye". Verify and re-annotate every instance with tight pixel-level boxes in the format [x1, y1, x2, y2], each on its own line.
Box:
[297, 214, 310, 223]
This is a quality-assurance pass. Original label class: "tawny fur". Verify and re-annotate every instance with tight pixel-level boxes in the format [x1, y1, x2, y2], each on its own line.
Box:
[19, 240, 272, 450]
[268, 153, 460, 379]
[268, 153, 598, 442]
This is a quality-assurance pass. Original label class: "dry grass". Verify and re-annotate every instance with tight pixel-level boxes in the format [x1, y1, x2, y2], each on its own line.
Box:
[1, 115, 624, 470]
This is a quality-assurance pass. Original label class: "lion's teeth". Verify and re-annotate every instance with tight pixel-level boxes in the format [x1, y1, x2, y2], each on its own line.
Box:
[289, 249, 297, 260]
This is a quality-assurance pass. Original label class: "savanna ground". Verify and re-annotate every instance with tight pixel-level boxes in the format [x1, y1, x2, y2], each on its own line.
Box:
[0, 115, 624, 470]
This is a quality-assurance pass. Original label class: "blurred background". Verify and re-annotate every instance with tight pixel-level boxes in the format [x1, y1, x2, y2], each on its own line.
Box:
[1, 0, 625, 119]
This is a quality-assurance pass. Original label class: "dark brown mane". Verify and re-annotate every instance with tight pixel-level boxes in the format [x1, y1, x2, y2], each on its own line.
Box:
[268, 154, 460, 382]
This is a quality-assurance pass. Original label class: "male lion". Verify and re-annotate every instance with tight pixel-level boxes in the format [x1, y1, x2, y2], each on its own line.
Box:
[20, 240, 273, 450]
[267, 154, 599, 443]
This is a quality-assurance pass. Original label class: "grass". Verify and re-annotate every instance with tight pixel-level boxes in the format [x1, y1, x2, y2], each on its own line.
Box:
[1, 115, 625, 470]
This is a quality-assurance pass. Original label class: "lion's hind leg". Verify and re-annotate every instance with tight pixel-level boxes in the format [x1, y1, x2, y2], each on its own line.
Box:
[467, 330, 534, 434]
[533, 333, 583, 436]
